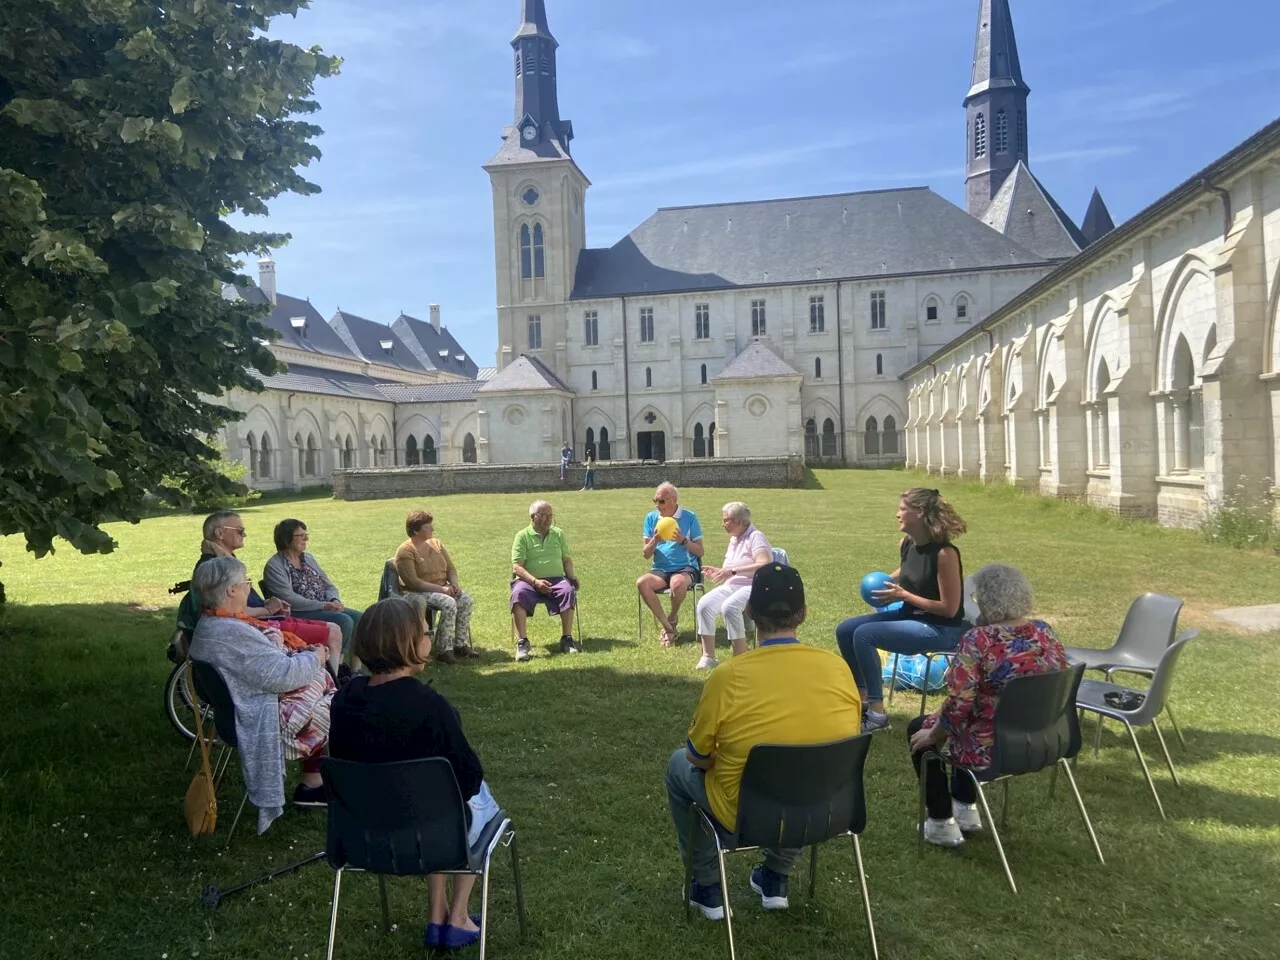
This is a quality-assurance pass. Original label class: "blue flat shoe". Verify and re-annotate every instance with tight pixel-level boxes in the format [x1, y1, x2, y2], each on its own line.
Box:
[424, 923, 445, 948]
[441, 923, 482, 950]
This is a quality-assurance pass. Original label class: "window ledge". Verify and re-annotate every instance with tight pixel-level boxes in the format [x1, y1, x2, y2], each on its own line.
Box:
[1086, 469, 1112, 479]
[807, 329, 827, 336]
[1156, 474, 1206, 489]
[868, 327, 891, 334]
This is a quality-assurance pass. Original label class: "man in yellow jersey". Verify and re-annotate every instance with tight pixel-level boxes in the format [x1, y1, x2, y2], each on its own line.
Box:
[665, 563, 862, 919]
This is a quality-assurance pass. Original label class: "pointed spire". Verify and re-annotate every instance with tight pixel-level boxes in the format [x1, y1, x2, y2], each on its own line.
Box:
[1080, 188, 1116, 246]
[966, 0, 1029, 104]
[515, 0, 555, 42]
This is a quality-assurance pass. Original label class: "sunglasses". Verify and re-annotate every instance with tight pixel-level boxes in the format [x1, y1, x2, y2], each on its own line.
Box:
[224, 527, 246, 535]
[653, 497, 667, 504]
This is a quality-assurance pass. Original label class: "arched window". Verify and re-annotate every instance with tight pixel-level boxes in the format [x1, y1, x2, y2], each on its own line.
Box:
[883, 415, 899, 454]
[294, 432, 304, 477]
[585, 427, 595, 460]
[423, 435, 437, 465]
[532, 223, 545, 278]
[955, 296, 969, 321]
[707, 421, 715, 458]
[974, 112, 987, 158]
[924, 296, 940, 322]
[876, 354, 884, 376]
[246, 432, 258, 480]
[405, 435, 419, 466]
[1017, 111, 1027, 154]
[528, 315, 542, 350]
[693, 423, 706, 458]
[1203, 324, 1217, 364]
[700, 363, 707, 385]
[1171, 334, 1203, 473]
[599, 427, 611, 460]
[822, 418, 838, 458]
[591, 370, 598, 391]
[865, 417, 880, 456]
[378, 435, 388, 467]
[258, 434, 272, 479]
[515, 50, 522, 76]
[814, 357, 822, 379]
[804, 418, 819, 459]
[645, 367, 652, 388]
[305, 433, 319, 477]
[1040, 374, 1055, 467]
[462, 433, 477, 464]
[1094, 359, 1111, 469]
[342, 435, 355, 469]
[994, 109, 1009, 154]
[519, 224, 532, 280]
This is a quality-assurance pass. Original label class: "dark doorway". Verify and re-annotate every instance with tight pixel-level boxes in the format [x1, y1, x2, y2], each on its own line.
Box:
[637, 430, 666, 462]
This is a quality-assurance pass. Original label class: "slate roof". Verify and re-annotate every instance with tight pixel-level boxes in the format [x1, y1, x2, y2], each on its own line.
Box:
[330, 310, 428, 373]
[375, 380, 482, 403]
[392, 313, 480, 379]
[980, 162, 1087, 260]
[476, 366, 497, 382]
[477, 354, 572, 393]
[1080, 188, 1117, 246]
[713, 343, 803, 381]
[570, 187, 1047, 300]
[485, 130, 578, 168]
[967, 0, 1029, 102]
[247, 289, 361, 361]
[255, 364, 389, 402]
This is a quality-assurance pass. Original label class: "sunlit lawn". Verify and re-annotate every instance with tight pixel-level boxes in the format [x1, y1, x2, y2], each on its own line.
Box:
[1, 469, 1278, 959]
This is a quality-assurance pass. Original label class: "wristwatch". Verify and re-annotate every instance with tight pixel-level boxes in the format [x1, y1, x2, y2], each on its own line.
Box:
[729, 568, 736, 577]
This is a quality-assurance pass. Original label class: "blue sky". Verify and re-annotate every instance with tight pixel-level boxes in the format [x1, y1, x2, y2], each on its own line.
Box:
[249, 0, 1280, 366]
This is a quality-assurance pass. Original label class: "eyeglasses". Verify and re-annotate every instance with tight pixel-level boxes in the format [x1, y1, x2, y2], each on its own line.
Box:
[224, 527, 246, 535]
[236, 579, 253, 587]
[653, 497, 667, 504]
[293, 533, 310, 540]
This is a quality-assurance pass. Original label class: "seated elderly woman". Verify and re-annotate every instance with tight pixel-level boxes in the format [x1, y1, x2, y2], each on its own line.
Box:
[189, 556, 336, 828]
[262, 518, 363, 664]
[693, 502, 773, 670]
[907, 563, 1068, 847]
[197, 510, 344, 676]
[394, 509, 478, 665]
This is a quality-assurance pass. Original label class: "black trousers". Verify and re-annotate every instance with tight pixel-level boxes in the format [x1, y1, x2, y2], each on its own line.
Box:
[907, 715, 977, 820]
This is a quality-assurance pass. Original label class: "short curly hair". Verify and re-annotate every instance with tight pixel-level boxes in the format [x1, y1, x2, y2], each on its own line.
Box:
[969, 563, 1035, 624]
[405, 510, 434, 537]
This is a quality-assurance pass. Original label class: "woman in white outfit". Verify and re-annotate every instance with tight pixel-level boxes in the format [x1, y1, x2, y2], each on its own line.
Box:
[694, 502, 773, 669]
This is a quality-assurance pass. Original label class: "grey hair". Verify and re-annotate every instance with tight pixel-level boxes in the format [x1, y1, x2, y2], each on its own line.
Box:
[722, 501, 751, 526]
[969, 563, 1035, 624]
[656, 482, 679, 500]
[202, 510, 240, 541]
[192, 555, 247, 609]
[529, 499, 552, 518]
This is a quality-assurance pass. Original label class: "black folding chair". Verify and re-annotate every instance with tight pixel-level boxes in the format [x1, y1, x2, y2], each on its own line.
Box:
[377, 559, 436, 631]
[189, 660, 250, 848]
[684, 735, 878, 960]
[321, 758, 527, 960]
[918, 663, 1103, 894]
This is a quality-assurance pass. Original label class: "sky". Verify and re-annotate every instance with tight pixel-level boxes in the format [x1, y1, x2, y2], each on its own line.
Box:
[246, 0, 1280, 366]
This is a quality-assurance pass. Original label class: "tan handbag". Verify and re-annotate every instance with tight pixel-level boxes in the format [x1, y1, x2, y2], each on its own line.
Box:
[184, 661, 218, 837]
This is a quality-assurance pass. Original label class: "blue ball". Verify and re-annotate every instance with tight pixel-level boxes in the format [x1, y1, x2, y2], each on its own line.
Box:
[859, 571, 894, 608]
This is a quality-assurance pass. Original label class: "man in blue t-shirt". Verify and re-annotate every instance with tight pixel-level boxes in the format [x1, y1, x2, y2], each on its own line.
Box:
[637, 482, 704, 646]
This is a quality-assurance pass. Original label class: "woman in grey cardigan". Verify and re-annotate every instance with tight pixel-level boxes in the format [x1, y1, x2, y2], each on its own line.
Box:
[263, 519, 363, 658]
[190, 556, 334, 830]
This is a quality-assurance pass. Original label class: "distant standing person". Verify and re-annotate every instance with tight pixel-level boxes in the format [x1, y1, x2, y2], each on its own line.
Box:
[560, 441, 574, 482]
[581, 452, 596, 491]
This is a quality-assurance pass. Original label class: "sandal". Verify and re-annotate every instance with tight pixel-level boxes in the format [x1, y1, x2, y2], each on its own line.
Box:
[659, 626, 675, 647]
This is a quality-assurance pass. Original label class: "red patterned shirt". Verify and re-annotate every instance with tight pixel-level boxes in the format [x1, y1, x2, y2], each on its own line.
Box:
[922, 619, 1068, 768]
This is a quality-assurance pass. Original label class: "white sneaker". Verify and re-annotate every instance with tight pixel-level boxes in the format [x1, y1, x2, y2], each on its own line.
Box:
[695, 654, 719, 671]
[952, 801, 983, 833]
[515, 639, 532, 662]
[920, 817, 965, 847]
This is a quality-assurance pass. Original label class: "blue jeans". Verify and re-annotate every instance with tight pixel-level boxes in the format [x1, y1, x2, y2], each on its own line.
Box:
[835, 610, 968, 703]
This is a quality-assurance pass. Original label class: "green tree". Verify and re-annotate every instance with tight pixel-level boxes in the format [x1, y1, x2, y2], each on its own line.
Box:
[0, 0, 339, 601]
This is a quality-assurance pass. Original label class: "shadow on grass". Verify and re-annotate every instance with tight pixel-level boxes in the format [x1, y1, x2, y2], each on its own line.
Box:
[1084, 722, 1280, 764]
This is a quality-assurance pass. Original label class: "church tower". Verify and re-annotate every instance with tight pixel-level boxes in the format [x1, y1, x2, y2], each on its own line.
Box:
[483, 0, 590, 373]
[964, 0, 1030, 217]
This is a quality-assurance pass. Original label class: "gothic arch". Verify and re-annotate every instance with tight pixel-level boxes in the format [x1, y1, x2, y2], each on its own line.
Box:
[332, 411, 358, 446]
[806, 396, 840, 427]
[449, 412, 480, 452]
[951, 291, 974, 320]
[400, 414, 441, 445]
[1154, 254, 1214, 391]
[631, 404, 673, 437]
[367, 413, 393, 444]
[683, 402, 716, 438]
[1085, 298, 1122, 402]
[1038, 332, 1066, 406]
[575, 406, 617, 437]
[290, 407, 324, 447]
[1267, 260, 1280, 375]
[854, 394, 905, 428]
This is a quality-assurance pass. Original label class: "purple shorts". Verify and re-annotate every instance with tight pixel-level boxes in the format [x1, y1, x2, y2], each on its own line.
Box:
[510, 577, 576, 615]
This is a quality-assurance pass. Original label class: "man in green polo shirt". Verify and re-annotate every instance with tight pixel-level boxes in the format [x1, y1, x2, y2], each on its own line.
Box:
[510, 499, 580, 661]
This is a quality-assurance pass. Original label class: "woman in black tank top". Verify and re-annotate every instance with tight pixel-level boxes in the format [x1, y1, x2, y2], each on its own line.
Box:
[836, 488, 971, 730]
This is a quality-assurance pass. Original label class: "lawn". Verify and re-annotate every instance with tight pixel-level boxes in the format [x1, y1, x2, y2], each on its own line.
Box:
[1, 469, 1278, 960]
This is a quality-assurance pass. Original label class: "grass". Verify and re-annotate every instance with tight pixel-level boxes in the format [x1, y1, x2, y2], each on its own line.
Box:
[2, 469, 1279, 960]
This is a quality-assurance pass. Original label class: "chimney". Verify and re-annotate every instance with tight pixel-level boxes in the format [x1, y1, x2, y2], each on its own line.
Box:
[258, 257, 277, 305]
[429, 303, 441, 333]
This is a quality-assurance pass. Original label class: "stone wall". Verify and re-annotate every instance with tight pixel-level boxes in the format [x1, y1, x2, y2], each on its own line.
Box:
[332, 456, 806, 501]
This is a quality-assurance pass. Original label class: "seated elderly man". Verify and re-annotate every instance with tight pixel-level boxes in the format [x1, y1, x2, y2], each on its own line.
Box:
[637, 483, 705, 647]
[510, 500, 580, 661]
[665, 563, 862, 919]
[695, 501, 773, 669]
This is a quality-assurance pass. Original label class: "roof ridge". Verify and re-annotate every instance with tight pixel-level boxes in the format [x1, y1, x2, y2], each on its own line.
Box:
[655, 185, 930, 213]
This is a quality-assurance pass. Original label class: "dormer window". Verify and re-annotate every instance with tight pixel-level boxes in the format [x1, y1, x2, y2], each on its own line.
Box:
[379, 338, 394, 353]
[290, 316, 307, 339]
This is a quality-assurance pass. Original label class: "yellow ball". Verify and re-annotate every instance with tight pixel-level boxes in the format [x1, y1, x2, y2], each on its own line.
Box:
[654, 516, 680, 541]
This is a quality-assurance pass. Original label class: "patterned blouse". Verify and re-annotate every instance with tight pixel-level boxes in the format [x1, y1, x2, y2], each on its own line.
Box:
[922, 619, 1068, 768]
[288, 558, 330, 602]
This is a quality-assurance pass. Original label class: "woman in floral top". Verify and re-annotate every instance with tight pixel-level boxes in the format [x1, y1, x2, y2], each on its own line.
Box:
[907, 563, 1068, 848]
